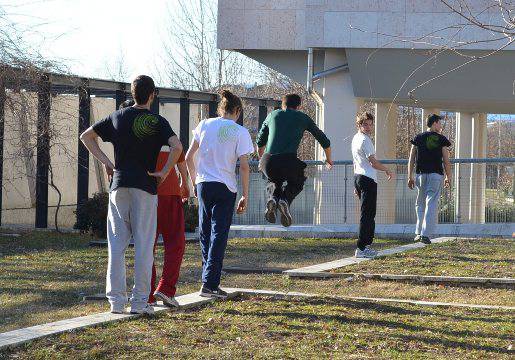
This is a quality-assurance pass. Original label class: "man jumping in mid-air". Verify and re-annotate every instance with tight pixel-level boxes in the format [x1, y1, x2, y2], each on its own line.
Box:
[256, 94, 333, 227]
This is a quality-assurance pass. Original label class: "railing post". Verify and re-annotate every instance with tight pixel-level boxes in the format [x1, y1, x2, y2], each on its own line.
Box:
[150, 91, 159, 114]
[343, 164, 347, 223]
[0, 75, 5, 225]
[179, 96, 190, 148]
[208, 99, 218, 118]
[77, 80, 91, 216]
[237, 108, 243, 126]
[455, 162, 461, 223]
[36, 74, 51, 228]
[115, 87, 126, 110]
[258, 103, 267, 130]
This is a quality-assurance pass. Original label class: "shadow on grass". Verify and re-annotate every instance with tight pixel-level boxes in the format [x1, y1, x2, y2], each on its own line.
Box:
[229, 299, 513, 352]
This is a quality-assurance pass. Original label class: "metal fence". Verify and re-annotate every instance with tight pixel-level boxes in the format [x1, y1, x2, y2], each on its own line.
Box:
[234, 158, 514, 225]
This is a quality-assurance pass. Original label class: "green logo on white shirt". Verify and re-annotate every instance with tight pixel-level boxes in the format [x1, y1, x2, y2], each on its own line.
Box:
[217, 124, 239, 143]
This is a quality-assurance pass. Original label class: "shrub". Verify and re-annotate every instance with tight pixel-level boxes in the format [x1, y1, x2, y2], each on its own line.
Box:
[183, 199, 199, 232]
[74, 192, 109, 238]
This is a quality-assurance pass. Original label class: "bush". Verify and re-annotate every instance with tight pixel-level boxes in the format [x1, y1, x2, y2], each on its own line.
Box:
[183, 199, 199, 233]
[74, 192, 109, 238]
[74, 192, 199, 237]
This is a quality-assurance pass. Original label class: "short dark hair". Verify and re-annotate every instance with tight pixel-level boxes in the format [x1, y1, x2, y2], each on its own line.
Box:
[282, 94, 301, 109]
[118, 99, 135, 110]
[427, 114, 442, 128]
[356, 112, 374, 127]
[131, 75, 155, 105]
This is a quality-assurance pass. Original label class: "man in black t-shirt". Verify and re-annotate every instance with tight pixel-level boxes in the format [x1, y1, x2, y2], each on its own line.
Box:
[407, 113, 452, 244]
[80, 75, 183, 315]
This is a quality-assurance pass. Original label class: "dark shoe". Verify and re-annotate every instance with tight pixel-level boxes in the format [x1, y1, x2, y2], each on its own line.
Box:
[264, 197, 277, 223]
[199, 286, 228, 299]
[154, 291, 179, 307]
[420, 236, 431, 244]
[277, 199, 292, 227]
[414, 235, 421, 242]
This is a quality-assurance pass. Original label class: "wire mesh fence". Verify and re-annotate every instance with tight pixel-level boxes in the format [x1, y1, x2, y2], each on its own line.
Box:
[233, 158, 514, 226]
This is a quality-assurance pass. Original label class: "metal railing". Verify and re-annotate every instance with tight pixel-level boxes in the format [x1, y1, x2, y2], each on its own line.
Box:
[234, 158, 515, 226]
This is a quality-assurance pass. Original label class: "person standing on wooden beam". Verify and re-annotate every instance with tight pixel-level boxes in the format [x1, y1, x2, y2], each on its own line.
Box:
[80, 75, 182, 315]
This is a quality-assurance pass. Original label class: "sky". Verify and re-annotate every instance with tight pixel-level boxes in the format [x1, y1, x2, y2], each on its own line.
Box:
[1, 0, 174, 82]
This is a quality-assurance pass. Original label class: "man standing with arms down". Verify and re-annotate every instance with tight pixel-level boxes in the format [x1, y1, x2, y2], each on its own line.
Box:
[352, 112, 393, 258]
[408, 113, 452, 244]
[80, 75, 183, 315]
[256, 94, 333, 227]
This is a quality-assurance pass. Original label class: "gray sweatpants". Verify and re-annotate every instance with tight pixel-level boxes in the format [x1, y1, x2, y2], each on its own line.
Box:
[415, 173, 443, 238]
[106, 188, 157, 310]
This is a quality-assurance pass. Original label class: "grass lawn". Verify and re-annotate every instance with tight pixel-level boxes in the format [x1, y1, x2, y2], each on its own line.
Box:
[335, 238, 514, 278]
[3, 296, 513, 359]
[0, 230, 406, 332]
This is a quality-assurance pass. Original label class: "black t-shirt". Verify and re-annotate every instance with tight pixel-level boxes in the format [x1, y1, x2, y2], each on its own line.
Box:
[410, 131, 451, 175]
[92, 107, 175, 195]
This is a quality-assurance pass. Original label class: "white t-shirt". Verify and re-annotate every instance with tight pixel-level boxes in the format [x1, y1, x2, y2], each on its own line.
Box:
[351, 131, 377, 183]
[192, 117, 254, 193]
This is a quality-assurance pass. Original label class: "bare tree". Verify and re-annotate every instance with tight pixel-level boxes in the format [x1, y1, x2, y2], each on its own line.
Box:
[157, 0, 255, 91]
[1, 3, 76, 232]
[102, 46, 131, 83]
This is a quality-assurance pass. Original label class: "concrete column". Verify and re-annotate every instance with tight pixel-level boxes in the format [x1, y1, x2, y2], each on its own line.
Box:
[454, 112, 473, 223]
[421, 108, 440, 132]
[374, 103, 397, 224]
[469, 113, 487, 223]
[314, 49, 362, 224]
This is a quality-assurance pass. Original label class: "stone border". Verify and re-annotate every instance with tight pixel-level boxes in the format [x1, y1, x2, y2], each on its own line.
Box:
[0, 290, 239, 351]
[3, 284, 513, 351]
[230, 224, 515, 239]
[284, 237, 455, 275]
[228, 288, 515, 311]
[288, 272, 515, 288]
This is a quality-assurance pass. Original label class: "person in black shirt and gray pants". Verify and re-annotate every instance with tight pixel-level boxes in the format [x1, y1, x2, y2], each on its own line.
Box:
[408, 113, 452, 244]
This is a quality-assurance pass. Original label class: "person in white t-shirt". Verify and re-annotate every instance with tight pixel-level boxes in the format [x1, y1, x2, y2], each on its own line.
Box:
[351, 112, 394, 258]
[185, 90, 254, 299]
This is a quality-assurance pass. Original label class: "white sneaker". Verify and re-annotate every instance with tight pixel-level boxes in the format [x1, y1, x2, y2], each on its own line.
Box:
[355, 246, 378, 258]
[130, 304, 155, 315]
[154, 291, 179, 308]
[110, 304, 125, 314]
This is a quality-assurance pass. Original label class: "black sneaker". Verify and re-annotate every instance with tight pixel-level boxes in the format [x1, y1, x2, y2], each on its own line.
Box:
[420, 236, 431, 244]
[264, 198, 277, 223]
[199, 286, 228, 299]
[277, 199, 292, 227]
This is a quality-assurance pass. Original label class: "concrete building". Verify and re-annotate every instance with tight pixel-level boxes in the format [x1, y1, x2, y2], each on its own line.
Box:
[218, 0, 515, 225]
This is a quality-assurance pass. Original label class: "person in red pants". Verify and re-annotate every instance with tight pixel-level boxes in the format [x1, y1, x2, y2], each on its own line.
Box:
[148, 149, 189, 307]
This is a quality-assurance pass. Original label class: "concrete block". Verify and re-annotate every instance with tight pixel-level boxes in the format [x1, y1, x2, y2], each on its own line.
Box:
[305, 9, 325, 46]
[404, 12, 434, 48]
[244, 0, 271, 9]
[349, 12, 379, 48]
[244, 10, 272, 48]
[217, 8, 245, 49]
[355, 0, 380, 12]
[324, 12, 351, 46]
[325, 0, 358, 11]
[378, 12, 406, 48]
[270, 0, 305, 9]
[269, 10, 297, 49]
[406, 0, 434, 12]
[219, 0, 245, 9]
[294, 10, 306, 49]
[378, 0, 406, 12]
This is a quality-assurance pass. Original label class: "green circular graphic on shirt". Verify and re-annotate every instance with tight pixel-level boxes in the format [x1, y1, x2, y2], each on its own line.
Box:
[217, 124, 239, 143]
[426, 134, 440, 150]
[133, 114, 159, 139]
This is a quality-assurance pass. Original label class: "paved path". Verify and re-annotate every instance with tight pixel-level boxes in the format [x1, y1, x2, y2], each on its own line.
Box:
[284, 237, 455, 275]
[0, 290, 239, 351]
